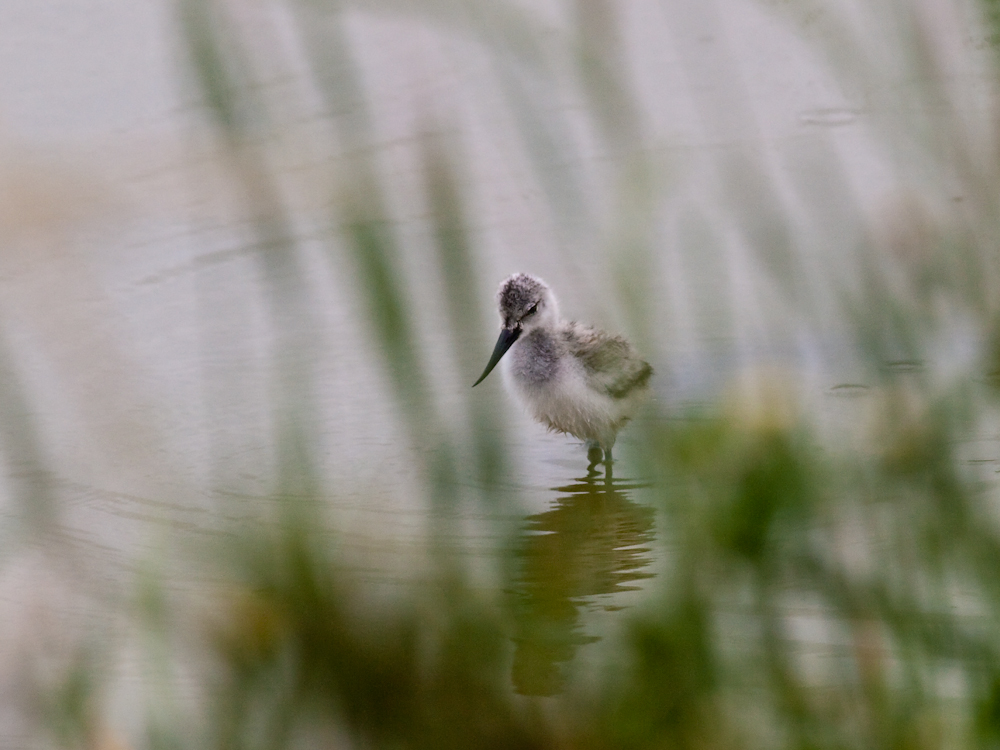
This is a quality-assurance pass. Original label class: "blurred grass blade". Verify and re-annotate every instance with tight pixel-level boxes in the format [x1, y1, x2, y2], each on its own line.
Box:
[421, 131, 509, 487]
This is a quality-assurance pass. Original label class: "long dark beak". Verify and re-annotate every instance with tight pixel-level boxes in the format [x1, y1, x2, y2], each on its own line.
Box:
[472, 327, 521, 387]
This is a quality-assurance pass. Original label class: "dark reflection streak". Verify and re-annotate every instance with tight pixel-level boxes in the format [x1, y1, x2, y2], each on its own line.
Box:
[509, 467, 655, 696]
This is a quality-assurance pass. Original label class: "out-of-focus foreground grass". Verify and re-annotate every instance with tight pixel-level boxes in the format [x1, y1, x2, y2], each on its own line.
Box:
[13, 0, 1000, 748]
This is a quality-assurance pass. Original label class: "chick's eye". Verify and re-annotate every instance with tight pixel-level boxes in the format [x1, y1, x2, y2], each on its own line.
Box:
[524, 303, 539, 317]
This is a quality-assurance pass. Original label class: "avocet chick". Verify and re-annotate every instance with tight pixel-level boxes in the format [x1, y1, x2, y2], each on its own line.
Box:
[473, 273, 652, 464]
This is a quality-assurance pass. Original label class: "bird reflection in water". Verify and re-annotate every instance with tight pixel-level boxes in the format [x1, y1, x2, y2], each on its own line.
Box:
[509, 466, 655, 696]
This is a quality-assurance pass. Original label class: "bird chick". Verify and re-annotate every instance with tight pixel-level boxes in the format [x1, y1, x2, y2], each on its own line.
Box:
[473, 273, 652, 464]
